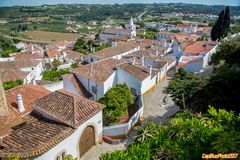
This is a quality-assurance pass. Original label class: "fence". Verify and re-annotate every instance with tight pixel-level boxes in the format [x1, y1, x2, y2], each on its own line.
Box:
[103, 95, 144, 137]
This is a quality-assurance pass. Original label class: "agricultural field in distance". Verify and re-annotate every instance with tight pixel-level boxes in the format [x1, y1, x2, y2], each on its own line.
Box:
[22, 30, 82, 42]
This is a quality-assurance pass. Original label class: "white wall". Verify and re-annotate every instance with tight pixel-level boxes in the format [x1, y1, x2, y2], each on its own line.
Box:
[141, 75, 157, 94]
[116, 68, 142, 95]
[42, 81, 63, 92]
[63, 79, 80, 96]
[184, 60, 203, 72]
[103, 72, 117, 94]
[0, 57, 15, 61]
[33, 111, 103, 160]
[75, 74, 104, 100]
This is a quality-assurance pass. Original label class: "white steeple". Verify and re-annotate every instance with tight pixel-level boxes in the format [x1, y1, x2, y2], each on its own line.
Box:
[129, 17, 134, 26]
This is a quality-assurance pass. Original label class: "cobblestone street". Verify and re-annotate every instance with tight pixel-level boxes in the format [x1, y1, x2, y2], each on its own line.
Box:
[143, 78, 180, 123]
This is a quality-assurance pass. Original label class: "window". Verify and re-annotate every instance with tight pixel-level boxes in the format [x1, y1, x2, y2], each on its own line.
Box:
[92, 86, 97, 94]
[130, 87, 137, 96]
[55, 150, 67, 160]
[62, 152, 66, 160]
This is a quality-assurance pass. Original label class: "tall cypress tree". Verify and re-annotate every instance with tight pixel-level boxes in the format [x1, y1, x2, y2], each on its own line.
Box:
[211, 7, 231, 41]
[211, 10, 225, 41]
[222, 6, 230, 37]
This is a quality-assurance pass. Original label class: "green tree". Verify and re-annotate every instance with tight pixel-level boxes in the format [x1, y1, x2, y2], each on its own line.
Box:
[3, 80, 23, 90]
[98, 84, 134, 125]
[211, 7, 230, 41]
[166, 68, 208, 109]
[51, 59, 61, 69]
[42, 68, 69, 82]
[222, 6, 230, 37]
[100, 107, 240, 160]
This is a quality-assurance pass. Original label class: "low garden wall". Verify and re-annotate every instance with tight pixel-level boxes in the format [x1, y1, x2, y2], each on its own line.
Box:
[103, 95, 144, 137]
[42, 81, 63, 92]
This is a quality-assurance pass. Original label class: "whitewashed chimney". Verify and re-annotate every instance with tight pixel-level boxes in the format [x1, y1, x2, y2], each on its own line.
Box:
[132, 57, 135, 65]
[141, 55, 145, 66]
[148, 65, 152, 75]
[33, 79, 36, 85]
[155, 50, 159, 56]
[17, 94, 25, 113]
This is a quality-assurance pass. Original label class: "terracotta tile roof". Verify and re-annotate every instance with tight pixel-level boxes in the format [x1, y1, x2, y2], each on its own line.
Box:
[0, 90, 104, 158]
[33, 91, 104, 128]
[172, 34, 200, 42]
[176, 24, 193, 28]
[2, 84, 50, 118]
[0, 60, 42, 69]
[89, 43, 137, 59]
[0, 69, 29, 83]
[118, 63, 159, 80]
[177, 55, 203, 68]
[123, 48, 166, 64]
[47, 49, 61, 59]
[15, 53, 43, 60]
[0, 113, 74, 158]
[64, 51, 86, 62]
[72, 58, 125, 83]
[63, 73, 92, 98]
[100, 33, 130, 41]
[183, 41, 217, 56]
[0, 85, 50, 137]
[131, 39, 158, 49]
[103, 28, 132, 35]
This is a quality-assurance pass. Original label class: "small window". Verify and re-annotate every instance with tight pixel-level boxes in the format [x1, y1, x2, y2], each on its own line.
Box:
[56, 156, 60, 160]
[131, 88, 137, 96]
[62, 152, 66, 160]
[92, 86, 97, 94]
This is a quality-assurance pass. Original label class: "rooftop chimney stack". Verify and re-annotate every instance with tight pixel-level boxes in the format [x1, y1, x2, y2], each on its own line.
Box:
[148, 65, 152, 75]
[17, 94, 25, 113]
[132, 57, 135, 65]
[141, 55, 145, 66]
[155, 50, 159, 56]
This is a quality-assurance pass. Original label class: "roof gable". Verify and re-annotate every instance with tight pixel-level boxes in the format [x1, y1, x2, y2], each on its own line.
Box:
[33, 91, 104, 128]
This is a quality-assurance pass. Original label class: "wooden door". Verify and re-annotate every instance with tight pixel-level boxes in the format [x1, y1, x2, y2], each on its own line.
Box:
[80, 126, 95, 157]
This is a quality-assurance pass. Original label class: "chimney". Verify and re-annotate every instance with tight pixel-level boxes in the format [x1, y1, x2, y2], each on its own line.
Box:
[132, 57, 135, 65]
[33, 79, 36, 85]
[148, 65, 152, 75]
[17, 94, 25, 113]
[0, 78, 8, 116]
[141, 55, 145, 66]
[155, 50, 159, 56]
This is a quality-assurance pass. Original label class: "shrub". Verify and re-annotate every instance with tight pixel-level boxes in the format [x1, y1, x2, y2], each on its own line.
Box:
[3, 80, 23, 90]
[42, 68, 69, 82]
[98, 84, 134, 125]
[100, 107, 240, 160]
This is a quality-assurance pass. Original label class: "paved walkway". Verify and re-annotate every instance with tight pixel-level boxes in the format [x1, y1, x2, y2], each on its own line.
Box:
[143, 78, 180, 123]
[82, 78, 179, 160]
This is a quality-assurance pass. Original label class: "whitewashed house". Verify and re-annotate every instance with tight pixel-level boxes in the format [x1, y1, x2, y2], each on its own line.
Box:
[0, 60, 43, 82]
[85, 43, 139, 63]
[69, 56, 171, 100]
[170, 24, 197, 33]
[0, 84, 104, 160]
[177, 41, 218, 72]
